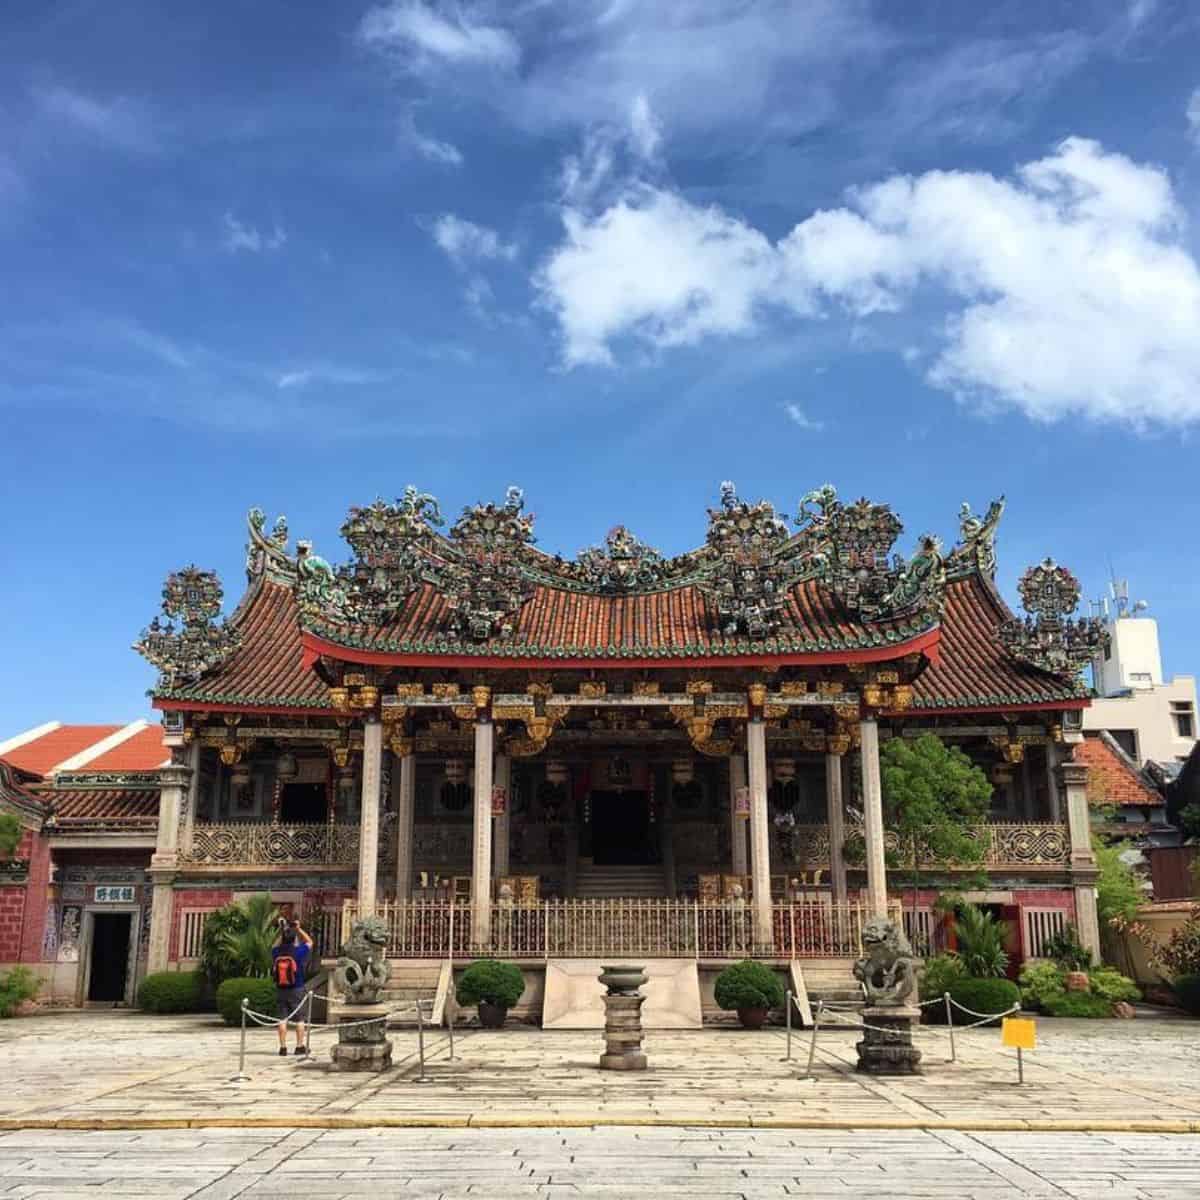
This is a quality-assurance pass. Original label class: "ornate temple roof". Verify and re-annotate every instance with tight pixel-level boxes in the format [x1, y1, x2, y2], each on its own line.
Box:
[143, 484, 1102, 715]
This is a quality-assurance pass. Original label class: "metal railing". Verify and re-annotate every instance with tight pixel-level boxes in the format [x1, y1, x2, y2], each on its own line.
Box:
[344, 897, 902, 960]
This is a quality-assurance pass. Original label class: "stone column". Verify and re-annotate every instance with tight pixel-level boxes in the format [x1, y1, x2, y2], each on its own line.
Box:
[393, 750, 416, 901]
[1061, 760, 1101, 960]
[180, 740, 200, 854]
[471, 717, 495, 949]
[825, 751, 847, 906]
[356, 717, 383, 918]
[1044, 742, 1063, 822]
[746, 718, 774, 951]
[493, 753, 511, 880]
[860, 718, 888, 918]
[147, 739, 190, 974]
[729, 753, 748, 877]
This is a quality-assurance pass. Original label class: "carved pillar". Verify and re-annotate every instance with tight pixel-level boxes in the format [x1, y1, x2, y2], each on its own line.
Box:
[1061, 759, 1101, 960]
[147, 741, 190, 974]
[180, 740, 200, 854]
[729, 753, 748, 877]
[860, 718, 888, 917]
[1044, 742, 1063, 822]
[393, 750, 416, 901]
[493, 754, 511, 880]
[356, 717, 383, 917]
[746, 718, 773, 951]
[472, 717, 494, 948]
[825, 751, 847, 906]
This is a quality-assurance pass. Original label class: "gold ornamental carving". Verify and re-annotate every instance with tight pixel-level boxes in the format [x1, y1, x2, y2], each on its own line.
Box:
[861, 683, 885, 709]
[219, 744, 243, 766]
[833, 702, 860, 722]
[492, 703, 534, 721]
[817, 680, 842, 697]
[780, 681, 808, 696]
[431, 682, 460, 699]
[697, 738, 734, 757]
[395, 682, 424, 699]
[685, 680, 713, 695]
[890, 685, 915, 711]
[826, 733, 851, 756]
[527, 681, 554, 698]
[329, 687, 350, 711]
[706, 703, 748, 720]
[579, 680, 607, 699]
[763, 704, 787, 720]
[451, 704, 475, 721]
[874, 669, 900, 685]
[632, 680, 660, 696]
[471, 685, 492, 710]
[332, 746, 352, 769]
[389, 735, 414, 758]
[747, 682, 768, 708]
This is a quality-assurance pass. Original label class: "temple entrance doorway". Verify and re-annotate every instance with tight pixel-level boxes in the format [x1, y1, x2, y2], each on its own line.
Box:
[86, 912, 132, 1003]
[279, 782, 326, 823]
[590, 790, 654, 865]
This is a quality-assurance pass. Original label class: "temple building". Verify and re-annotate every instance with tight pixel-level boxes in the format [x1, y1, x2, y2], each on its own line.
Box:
[2, 483, 1110, 1007]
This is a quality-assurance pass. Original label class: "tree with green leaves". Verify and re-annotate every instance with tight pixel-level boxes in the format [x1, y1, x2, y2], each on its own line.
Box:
[879, 733, 993, 912]
[0, 811, 21, 859]
[1093, 839, 1143, 926]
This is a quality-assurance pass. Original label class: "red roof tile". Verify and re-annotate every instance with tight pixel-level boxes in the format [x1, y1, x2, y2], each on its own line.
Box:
[911, 573, 1080, 710]
[48, 788, 160, 823]
[86, 725, 169, 771]
[2, 726, 123, 776]
[1074, 736, 1163, 808]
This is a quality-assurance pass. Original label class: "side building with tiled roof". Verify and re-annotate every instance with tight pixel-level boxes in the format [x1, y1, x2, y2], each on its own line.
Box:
[1, 484, 1116, 1011]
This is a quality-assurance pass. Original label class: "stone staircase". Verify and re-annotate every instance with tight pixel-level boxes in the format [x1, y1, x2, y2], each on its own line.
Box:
[797, 959, 864, 1013]
[574, 864, 668, 898]
[378, 960, 446, 1027]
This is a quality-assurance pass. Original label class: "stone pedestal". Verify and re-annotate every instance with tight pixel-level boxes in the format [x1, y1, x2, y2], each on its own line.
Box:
[598, 964, 648, 1071]
[856, 1005, 922, 1076]
[330, 1002, 393, 1073]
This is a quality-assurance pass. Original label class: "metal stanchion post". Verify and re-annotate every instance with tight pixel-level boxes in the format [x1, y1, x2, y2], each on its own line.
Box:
[1017, 1046, 1024, 1084]
[804, 1000, 823, 1077]
[414, 998, 431, 1084]
[231, 996, 251, 1082]
[781, 989, 793, 1061]
[446, 999, 457, 1061]
[945, 992, 956, 1063]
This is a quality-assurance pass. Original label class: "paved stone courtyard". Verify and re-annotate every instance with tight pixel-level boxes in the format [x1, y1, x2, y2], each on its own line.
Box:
[2, 1011, 1200, 1197]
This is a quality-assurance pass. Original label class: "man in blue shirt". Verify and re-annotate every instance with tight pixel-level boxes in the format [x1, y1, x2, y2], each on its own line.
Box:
[272, 919, 313, 1057]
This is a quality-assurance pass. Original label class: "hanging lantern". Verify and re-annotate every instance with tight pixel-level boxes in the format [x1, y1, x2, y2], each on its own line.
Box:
[734, 785, 751, 819]
[336, 766, 356, 798]
[231, 762, 251, 789]
[773, 758, 796, 783]
[671, 757, 694, 785]
[276, 751, 298, 781]
[545, 760, 569, 786]
[491, 785, 507, 817]
[445, 759, 467, 785]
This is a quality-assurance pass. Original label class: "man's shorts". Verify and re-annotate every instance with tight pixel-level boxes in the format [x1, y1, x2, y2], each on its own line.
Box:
[276, 986, 306, 1021]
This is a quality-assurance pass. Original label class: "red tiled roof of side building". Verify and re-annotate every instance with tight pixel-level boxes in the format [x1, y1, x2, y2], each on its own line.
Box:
[86, 725, 170, 771]
[1, 725, 124, 776]
[911, 573, 1079, 711]
[48, 788, 160, 823]
[1073, 735, 1164, 808]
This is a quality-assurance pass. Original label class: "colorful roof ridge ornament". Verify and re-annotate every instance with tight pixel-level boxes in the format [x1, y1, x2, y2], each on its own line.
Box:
[443, 485, 537, 641]
[134, 566, 242, 686]
[245, 508, 295, 582]
[698, 481, 791, 638]
[999, 558, 1108, 680]
[573, 525, 666, 592]
[948, 496, 1005, 579]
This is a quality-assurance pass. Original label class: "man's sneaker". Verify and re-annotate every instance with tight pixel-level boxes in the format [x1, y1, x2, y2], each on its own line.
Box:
[294, 1045, 309, 1058]
[278, 1047, 288, 1057]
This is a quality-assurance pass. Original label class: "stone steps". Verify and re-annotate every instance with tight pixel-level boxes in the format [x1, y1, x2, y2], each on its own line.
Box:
[574, 865, 668, 898]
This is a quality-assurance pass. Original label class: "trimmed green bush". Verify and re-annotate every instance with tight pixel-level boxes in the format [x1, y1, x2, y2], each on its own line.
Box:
[713, 960, 785, 1012]
[1087, 967, 1140, 1004]
[1043, 991, 1113, 1019]
[1041, 925, 1093, 971]
[0, 965, 40, 1017]
[947, 977, 1020, 1026]
[456, 960, 525, 1009]
[138, 970, 206, 1014]
[1173, 974, 1200, 1016]
[1018, 961, 1067, 1012]
[215, 977, 278, 1027]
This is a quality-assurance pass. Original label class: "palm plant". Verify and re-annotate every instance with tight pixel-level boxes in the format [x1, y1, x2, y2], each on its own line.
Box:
[206, 894, 280, 981]
[952, 903, 1009, 978]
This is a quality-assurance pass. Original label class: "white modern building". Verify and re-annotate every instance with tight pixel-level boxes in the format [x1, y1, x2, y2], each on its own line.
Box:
[1086, 589, 1197, 770]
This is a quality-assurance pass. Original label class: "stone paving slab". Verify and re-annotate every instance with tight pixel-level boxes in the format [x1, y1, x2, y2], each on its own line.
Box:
[1, 1010, 1199, 1133]
[0, 1126, 1198, 1199]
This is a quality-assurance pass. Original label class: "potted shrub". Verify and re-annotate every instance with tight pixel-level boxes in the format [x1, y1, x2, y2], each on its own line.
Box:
[713, 960, 785, 1029]
[457, 960, 525, 1028]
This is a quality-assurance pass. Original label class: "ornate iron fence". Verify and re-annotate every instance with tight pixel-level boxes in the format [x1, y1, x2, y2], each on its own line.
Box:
[342, 897, 902, 960]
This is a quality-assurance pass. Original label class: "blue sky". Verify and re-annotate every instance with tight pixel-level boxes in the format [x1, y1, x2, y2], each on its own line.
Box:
[2, 0, 1199, 730]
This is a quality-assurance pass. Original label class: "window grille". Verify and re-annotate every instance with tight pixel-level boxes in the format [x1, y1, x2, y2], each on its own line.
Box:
[178, 909, 210, 960]
[1022, 907, 1068, 959]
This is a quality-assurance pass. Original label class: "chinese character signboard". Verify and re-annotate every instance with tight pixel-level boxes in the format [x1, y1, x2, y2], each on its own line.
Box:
[93, 885, 135, 903]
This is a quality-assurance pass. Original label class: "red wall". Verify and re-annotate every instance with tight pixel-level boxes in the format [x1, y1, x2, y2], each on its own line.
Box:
[0, 830, 37, 962]
[168, 888, 233, 960]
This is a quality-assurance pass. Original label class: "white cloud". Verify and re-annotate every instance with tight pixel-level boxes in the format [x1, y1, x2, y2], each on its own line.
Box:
[33, 84, 159, 153]
[536, 137, 1200, 428]
[276, 364, 389, 389]
[358, 1, 519, 69]
[222, 213, 288, 254]
[431, 214, 516, 264]
[1188, 87, 1200, 146]
[783, 403, 824, 431]
[629, 94, 662, 160]
[397, 107, 464, 165]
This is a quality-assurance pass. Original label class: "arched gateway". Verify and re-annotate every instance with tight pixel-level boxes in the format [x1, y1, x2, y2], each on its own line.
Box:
[134, 484, 1104, 983]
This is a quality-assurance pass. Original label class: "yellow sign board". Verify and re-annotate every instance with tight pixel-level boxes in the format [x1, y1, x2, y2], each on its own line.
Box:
[1001, 1017, 1036, 1051]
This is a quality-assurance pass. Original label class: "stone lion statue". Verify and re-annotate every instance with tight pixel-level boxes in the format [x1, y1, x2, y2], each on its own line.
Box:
[853, 916, 920, 1007]
[334, 916, 390, 1004]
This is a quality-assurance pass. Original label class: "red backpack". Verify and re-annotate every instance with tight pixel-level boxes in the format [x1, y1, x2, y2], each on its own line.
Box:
[273, 953, 298, 988]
